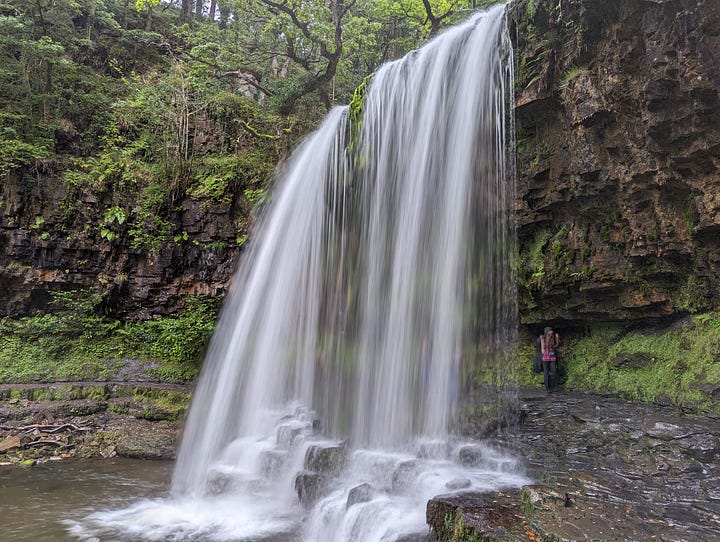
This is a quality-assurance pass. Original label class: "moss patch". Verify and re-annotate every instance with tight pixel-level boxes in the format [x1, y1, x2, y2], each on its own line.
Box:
[0, 294, 219, 384]
[507, 315, 720, 413]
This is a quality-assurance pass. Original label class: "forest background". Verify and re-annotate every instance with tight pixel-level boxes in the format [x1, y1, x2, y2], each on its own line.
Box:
[0, 0, 496, 383]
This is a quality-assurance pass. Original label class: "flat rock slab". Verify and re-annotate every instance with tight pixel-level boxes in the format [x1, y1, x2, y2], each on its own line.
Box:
[427, 492, 528, 540]
[432, 390, 720, 541]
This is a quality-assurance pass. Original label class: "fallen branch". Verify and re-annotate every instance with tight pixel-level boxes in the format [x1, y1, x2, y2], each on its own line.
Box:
[24, 439, 72, 449]
[1, 423, 91, 433]
[45, 424, 91, 434]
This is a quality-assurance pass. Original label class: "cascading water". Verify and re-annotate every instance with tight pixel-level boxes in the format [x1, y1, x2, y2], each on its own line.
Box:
[71, 5, 529, 541]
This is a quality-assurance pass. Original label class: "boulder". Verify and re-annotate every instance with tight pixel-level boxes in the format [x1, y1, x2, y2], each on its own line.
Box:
[445, 478, 472, 490]
[260, 449, 286, 477]
[391, 459, 420, 493]
[0, 435, 21, 453]
[304, 443, 346, 476]
[346, 483, 373, 508]
[294, 471, 321, 506]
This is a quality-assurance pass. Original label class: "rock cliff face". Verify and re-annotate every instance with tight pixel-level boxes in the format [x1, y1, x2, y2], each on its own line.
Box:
[1, 0, 719, 327]
[0, 169, 242, 318]
[509, 0, 720, 327]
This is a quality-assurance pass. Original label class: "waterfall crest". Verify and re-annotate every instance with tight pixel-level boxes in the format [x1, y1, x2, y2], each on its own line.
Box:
[173, 3, 516, 499]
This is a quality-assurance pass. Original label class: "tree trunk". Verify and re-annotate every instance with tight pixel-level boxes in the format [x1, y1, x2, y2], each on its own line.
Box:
[180, 0, 192, 21]
[218, 5, 230, 29]
[43, 61, 52, 123]
[145, 5, 153, 31]
[208, 0, 217, 21]
[195, 0, 204, 19]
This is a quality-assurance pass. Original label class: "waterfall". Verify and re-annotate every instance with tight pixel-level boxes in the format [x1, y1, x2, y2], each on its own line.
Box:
[73, 5, 527, 542]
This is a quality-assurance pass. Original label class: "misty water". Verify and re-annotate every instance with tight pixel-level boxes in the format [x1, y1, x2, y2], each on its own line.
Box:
[49, 5, 528, 541]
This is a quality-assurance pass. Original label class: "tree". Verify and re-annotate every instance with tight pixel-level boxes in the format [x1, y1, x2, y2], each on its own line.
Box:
[136, 0, 161, 30]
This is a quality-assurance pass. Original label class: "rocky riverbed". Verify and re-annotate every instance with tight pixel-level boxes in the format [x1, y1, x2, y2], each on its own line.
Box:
[2, 385, 719, 541]
[0, 381, 190, 464]
[430, 390, 720, 541]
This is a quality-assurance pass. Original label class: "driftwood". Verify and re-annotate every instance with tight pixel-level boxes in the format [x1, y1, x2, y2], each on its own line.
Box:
[0, 423, 91, 433]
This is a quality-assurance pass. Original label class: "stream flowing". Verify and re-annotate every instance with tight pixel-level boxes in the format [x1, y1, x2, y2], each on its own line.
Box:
[69, 5, 527, 541]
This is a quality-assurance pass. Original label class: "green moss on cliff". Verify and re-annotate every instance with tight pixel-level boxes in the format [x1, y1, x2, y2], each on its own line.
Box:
[512, 316, 720, 413]
[0, 292, 219, 384]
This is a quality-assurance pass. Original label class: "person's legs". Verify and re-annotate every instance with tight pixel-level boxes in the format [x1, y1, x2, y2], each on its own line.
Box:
[548, 361, 558, 390]
[543, 361, 550, 389]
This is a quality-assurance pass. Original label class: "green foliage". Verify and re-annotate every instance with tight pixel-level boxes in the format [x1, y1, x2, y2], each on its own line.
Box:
[64, 154, 135, 190]
[244, 187, 268, 208]
[99, 205, 128, 242]
[0, 290, 120, 382]
[559, 65, 589, 92]
[439, 513, 481, 542]
[119, 297, 220, 381]
[136, 0, 161, 12]
[518, 224, 590, 312]
[0, 292, 221, 384]
[559, 318, 720, 413]
[104, 206, 128, 225]
[515, 0, 588, 92]
[209, 240, 228, 252]
[520, 229, 550, 291]
[127, 183, 173, 251]
[0, 137, 52, 175]
[675, 275, 712, 314]
[502, 317, 720, 413]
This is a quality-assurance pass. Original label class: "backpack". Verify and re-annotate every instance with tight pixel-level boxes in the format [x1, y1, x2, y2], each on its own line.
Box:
[532, 352, 543, 374]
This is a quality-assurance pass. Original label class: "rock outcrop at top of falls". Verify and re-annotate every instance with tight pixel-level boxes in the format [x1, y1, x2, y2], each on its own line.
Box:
[1, 0, 719, 330]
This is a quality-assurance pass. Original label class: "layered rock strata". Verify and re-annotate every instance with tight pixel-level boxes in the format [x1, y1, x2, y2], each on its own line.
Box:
[509, 0, 720, 326]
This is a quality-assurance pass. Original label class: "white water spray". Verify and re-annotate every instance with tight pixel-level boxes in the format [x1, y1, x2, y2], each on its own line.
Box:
[72, 5, 526, 541]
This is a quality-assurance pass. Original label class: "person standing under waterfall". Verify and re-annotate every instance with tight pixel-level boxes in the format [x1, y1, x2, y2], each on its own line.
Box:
[540, 327, 561, 391]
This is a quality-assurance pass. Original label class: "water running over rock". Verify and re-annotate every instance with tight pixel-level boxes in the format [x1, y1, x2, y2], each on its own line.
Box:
[73, 5, 526, 541]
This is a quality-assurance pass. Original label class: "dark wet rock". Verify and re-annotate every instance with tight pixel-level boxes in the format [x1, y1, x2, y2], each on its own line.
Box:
[260, 449, 286, 477]
[276, 424, 305, 448]
[444, 389, 720, 541]
[0, 168, 237, 320]
[507, 0, 720, 325]
[293, 443, 348, 506]
[457, 442, 517, 472]
[645, 421, 687, 440]
[294, 471, 321, 506]
[445, 478, 471, 490]
[426, 492, 525, 541]
[394, 532, 431, 542]
[457, 445, 485, 467]
[520, 485, 566, 509]
[346, 483, 373, 508]
[304, 443, 346, 476]
[0, 435, 21, 452]
[392, 459, 420, 493]
[0, 383, 189, 464]
[113, 420, 177, 460]
[417, 441, 450, 459]
[676, 433, 719, 462]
